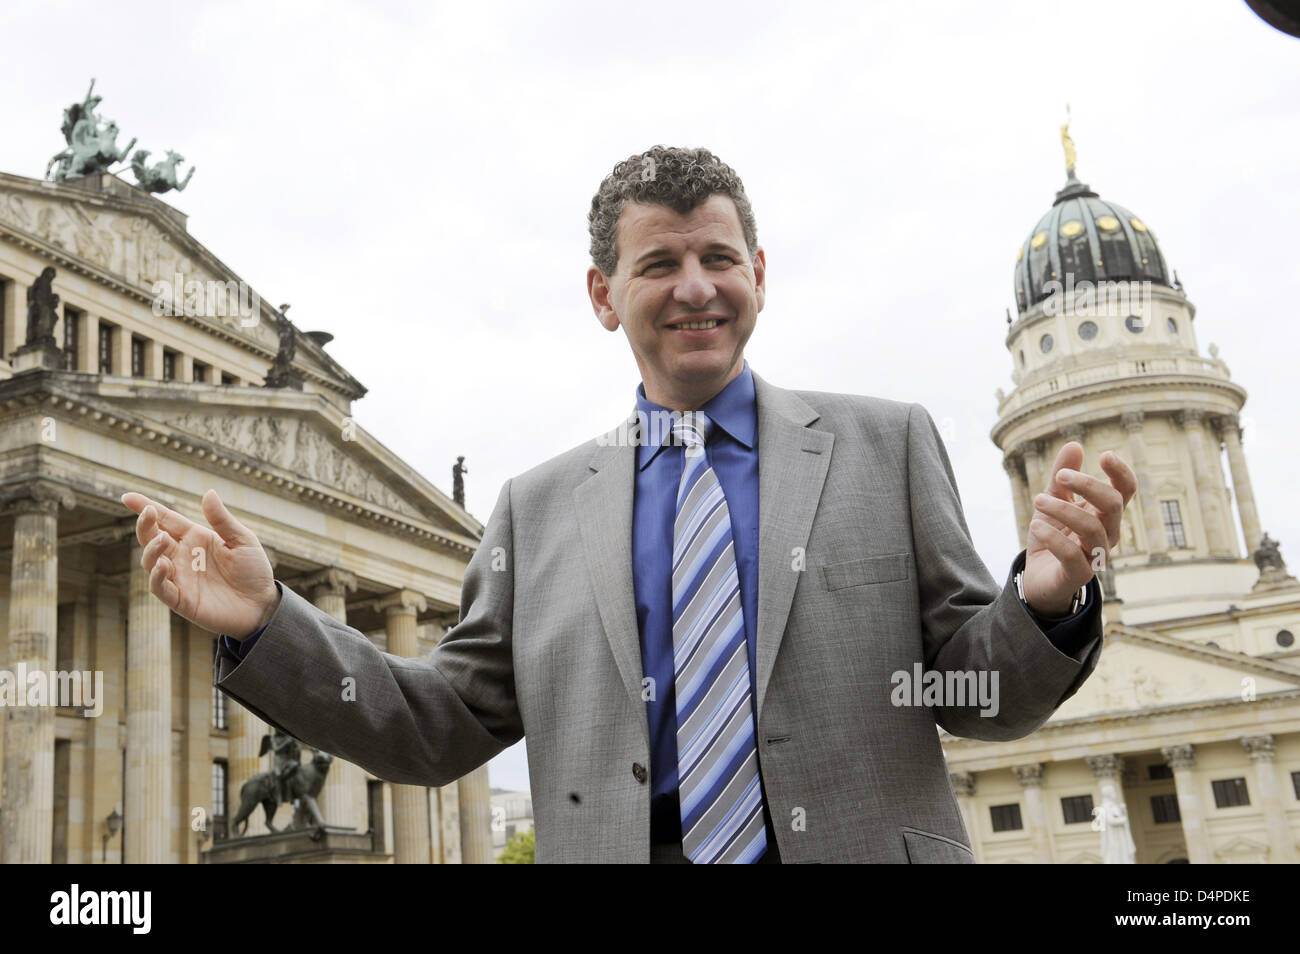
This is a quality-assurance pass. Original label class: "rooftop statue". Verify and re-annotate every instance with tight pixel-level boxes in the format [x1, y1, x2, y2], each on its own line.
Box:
[45, 79, 138, 182]
[131, 148, 196, 194]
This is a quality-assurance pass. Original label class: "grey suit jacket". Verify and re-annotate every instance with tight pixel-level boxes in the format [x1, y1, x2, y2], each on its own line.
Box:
[215, 370, 1103, 863]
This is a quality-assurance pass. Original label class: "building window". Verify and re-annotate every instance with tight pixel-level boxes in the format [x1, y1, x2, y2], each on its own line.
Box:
[1277, 629, 1295, 648]
[193, 361, 208, 383]
[0, 277, 7, 359]
[1210, 777, 1250, 809]
[1018, 349, 1025, 367]
[1160, 500, 1187, 548]
[63, 307, 80, 370]
[211, 640, 228, 729]
[163, 349, 176, 381]
[212, 760, 228, 841]
[1291, 771, 1300, 800]
[221, 372, 235, 386]
[1151, 793, 1181, 824]
[1166, 316, 1178, 334]
[1077, 320, 1098, 341]
[1061, 794, 1094, 825]
[1125, 314, 1145, 333]
[131, 336, 145, 377]
[1148, 763, 1173, 780]
[1039, 333, 1054, 354]
[98, 321, 114, 373]
[990, 803, 1023, 832]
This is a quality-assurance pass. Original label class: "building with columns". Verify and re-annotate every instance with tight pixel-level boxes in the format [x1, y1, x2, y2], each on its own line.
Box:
[941, 139, 1300, 863]
[0, 168, 494, 863]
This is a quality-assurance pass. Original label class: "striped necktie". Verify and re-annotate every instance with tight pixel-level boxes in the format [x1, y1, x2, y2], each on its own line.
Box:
[670, 410, 768, 863]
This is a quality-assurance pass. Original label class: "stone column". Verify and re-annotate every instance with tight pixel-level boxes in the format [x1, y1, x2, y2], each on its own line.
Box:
[125, 537, 172, 863]
[1214, 415, 1263, 556]
[376, 588, 430, 864]
[438, 782, 462, 863]
[1241, 735, 1297, 863]
[1002, 456, 1031, 549]
[183, 621, 212, 863]
[0, 481, 73, 863]
[1162, 743, 1211, 864]
[1085, 754, 1133, 855]
[1012, 763, 1053, 863]
[304, 567, 369, 831]
[950, 771, 979, 860]
[458, 764, 493, 864]
[1175, 410, 1235, 557]
[2, 278, 26, 358]
[1121, 411, 1170, 563]
[1018, 439, 1046, 497]
[88, 574, 125, 863]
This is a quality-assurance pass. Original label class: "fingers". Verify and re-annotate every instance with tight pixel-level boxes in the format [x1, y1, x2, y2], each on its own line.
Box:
[1054, 467, 1125, 546]
[1099, 450, 1139, 507]
[201, 489, 255, 547]
[1034, 492, 1109, 562]
[121, 492, 196, 548]
[1044, 441, 1084, 502]
[1030, 515, 1092, 581]
[148, 547, 180, 610]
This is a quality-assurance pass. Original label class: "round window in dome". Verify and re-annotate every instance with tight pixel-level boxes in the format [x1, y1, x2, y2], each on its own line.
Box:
[1166, 317, 1178, 334]
[1031, 231, 1048, 249]
[1130, 218, 1147, 232]
[1125, 315, 1145, 334]
[1078, 321, 1098, 341]
[1061, 220, 1083, 238]
[1097, 215, 1120, 231]
[1016, 245, 1024, 262]
[1278, 629, 1295, 648]
[1040, 334, 1054, 354]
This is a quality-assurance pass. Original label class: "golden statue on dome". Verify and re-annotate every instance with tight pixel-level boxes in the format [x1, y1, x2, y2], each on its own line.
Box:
[1061, 104, 1078, 174]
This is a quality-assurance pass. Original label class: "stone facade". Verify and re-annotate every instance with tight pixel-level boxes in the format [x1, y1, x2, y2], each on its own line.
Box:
[0, 170, 494, 863]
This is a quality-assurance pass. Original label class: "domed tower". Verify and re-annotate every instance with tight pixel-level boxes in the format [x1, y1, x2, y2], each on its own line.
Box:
[991, 122, 1294, 624]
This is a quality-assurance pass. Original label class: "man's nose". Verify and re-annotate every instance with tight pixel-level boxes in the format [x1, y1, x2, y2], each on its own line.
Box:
[672, 258, 717, 309]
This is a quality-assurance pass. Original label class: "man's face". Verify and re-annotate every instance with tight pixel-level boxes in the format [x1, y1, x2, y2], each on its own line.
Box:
[588, 194, 765, 410]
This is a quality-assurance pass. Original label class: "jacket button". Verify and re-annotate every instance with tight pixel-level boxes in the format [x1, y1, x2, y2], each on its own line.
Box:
[632, 762, 647, 783]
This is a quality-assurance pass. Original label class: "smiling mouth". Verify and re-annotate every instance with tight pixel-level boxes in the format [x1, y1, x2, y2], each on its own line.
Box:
[668, 318, 727, 331]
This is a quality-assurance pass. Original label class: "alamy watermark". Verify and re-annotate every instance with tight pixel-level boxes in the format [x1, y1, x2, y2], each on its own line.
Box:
[151, 272, 260, 327]
[1040, 276, 1152, 318]
[0, 664, 104, 717]
[891, 663, 999, 718]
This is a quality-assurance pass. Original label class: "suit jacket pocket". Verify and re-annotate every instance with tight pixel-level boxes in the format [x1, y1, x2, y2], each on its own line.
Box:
[901, 826, 976, 864]
[821, 552, 911, 591]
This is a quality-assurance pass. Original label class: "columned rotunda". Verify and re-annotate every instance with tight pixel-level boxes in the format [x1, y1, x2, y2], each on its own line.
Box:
[940, 134, 1300, 863]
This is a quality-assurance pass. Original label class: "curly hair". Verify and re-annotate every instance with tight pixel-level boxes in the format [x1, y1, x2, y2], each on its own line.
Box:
[587, 145, 759, 276]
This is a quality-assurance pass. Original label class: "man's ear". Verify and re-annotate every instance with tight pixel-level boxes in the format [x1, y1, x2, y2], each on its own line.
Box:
[587, 265, 621, 331]
[752, 247, 767, 314]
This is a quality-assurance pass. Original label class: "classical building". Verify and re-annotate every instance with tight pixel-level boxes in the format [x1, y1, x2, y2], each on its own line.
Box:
[0, 164, 494, 863]
[941, 133, 1300, 863]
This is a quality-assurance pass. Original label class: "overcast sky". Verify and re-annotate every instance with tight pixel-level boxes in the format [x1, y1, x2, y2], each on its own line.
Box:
[3, 1, 1296, 794]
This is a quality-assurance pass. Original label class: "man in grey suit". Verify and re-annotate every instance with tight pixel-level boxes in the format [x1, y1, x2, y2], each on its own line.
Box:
[122, 145, 1136, 863]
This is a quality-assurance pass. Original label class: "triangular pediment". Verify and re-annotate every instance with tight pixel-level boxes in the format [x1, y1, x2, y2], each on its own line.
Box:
[0, 172, 364, 401]
[1051, 624, 1300, 722]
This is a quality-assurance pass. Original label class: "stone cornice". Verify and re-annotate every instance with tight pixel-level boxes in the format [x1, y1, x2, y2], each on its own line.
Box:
[0, 476, 76, 518]
[0, 375, 480, 559]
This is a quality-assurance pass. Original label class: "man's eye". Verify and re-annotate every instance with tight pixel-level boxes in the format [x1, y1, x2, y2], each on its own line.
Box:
[645, 261, 671, 273]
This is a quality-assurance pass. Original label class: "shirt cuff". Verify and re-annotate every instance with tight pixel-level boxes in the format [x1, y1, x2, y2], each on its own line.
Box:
[220, 581, 282, 660]
[1011, 551, 1102, 656]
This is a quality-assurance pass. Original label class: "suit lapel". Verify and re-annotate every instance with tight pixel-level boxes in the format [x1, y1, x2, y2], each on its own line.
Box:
[574, 412, 648, 742]
[752, 371, 833, 716]
[573, 372, 833, 740]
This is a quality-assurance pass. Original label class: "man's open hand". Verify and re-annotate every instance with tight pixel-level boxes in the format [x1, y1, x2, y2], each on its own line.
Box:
[1023, 441, 1137, 616]
[119, 489, 279, 638]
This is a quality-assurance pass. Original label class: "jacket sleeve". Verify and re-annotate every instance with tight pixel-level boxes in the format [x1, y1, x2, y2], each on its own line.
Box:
[213, 479, 522, 786]
[904, 402, 1103, 741]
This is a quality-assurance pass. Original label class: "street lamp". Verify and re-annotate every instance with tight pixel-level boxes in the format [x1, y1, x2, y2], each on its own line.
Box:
[102, 808, 122, 864]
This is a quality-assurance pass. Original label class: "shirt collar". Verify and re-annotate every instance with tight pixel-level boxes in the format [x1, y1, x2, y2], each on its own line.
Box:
[635, 360, 756, 471]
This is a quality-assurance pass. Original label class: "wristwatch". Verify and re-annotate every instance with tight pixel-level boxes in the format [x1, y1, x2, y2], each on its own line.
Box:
[1015, 569, 1087, 619]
